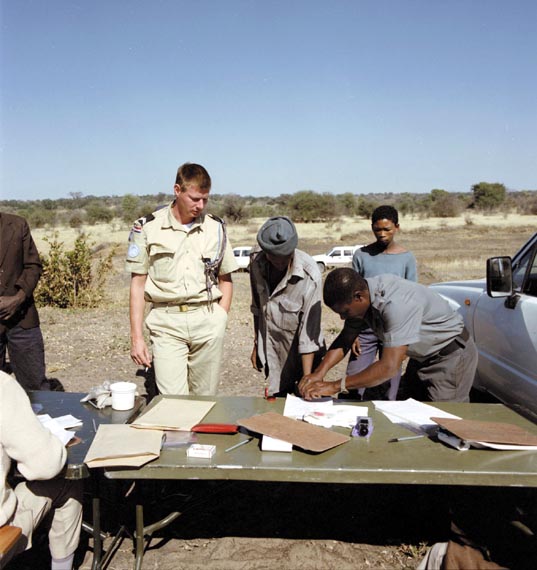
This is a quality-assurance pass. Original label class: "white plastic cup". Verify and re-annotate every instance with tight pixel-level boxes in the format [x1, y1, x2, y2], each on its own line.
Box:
[110, 381, 137, 411]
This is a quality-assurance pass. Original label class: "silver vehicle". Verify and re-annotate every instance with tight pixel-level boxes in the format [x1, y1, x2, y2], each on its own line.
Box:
[429, 232, 537, 420]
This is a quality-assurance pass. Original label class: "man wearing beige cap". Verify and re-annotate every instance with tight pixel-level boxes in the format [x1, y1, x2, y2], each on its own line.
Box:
[250, 216, 325, 397]
[126, 163, 238, 395]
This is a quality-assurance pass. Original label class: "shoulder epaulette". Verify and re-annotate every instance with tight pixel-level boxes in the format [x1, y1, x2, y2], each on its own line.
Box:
[131, 212, 155, 233]
[207, 213, 225, 225]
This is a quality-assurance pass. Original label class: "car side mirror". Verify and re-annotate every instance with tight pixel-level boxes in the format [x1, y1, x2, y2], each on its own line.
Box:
[486, 256, 513, 298]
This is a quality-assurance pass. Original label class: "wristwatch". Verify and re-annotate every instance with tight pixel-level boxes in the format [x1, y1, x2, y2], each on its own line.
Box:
[338, 376, 349, 396]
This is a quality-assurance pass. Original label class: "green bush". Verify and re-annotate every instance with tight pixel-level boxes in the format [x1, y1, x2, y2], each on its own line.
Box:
[35, 233, 115, 308]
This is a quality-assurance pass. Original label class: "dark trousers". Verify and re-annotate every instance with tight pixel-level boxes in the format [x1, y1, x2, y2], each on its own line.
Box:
[400, 336, 478, 402]
[0, 324, 48, 390]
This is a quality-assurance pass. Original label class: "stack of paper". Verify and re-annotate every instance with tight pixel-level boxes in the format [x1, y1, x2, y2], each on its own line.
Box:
[38, 414, 82, 446]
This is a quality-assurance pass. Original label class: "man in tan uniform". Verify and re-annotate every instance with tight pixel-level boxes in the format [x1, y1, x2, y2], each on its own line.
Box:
[126, 163, 238, 395]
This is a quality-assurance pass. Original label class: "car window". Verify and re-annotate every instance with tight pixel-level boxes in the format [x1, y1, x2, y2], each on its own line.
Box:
[512, 248, 532, 290]
[523, 249, 537, 297]
[331, 251, 341, 258]
[343, 249, 352, 256]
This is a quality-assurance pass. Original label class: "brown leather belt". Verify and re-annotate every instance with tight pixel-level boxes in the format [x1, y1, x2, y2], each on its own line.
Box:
[438, 327, 470, 357]
[152, 302, 209, 312]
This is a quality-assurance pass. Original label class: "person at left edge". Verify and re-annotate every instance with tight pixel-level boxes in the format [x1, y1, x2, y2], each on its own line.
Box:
[126, 163, 238, 396]
[0, 212, 50, 391]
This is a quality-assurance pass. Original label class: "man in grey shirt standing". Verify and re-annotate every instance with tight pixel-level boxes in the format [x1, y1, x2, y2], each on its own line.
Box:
[299, 268, 478, 402]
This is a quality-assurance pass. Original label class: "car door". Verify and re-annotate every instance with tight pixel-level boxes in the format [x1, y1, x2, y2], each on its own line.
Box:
[472, 237, 537, 413]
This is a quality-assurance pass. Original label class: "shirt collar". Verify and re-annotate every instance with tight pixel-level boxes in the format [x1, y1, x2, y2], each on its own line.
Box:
[161, 201, 204, 231]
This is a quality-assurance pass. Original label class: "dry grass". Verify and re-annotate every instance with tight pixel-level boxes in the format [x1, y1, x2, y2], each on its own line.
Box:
[31, 213, 535, 290]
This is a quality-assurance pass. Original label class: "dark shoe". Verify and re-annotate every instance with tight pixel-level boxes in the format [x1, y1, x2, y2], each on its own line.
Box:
[47, 378, 65, 392]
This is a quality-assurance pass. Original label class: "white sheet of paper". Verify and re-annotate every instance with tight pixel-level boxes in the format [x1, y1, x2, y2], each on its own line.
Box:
[373, 398, 461, 430]
[38, 415, 75, 446]
[303, 405, 369, 428]
[282, 394, 333, 419]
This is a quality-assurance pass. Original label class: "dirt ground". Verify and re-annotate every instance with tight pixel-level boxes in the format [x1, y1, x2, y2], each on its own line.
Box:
[11, 222, 535, 570]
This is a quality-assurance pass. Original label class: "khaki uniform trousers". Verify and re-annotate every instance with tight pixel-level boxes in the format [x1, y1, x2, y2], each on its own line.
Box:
[7, 478, 83, 562]
[146, 302, 228, 395]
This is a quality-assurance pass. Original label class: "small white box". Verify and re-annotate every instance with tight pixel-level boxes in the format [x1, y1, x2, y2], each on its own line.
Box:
[261, 435, 293, 452]
[187, 444, 216, 459]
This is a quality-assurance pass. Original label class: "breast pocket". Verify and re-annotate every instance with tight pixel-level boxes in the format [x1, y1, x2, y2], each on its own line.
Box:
[149, 244, 176, 283]
[271, 298, 302, 332]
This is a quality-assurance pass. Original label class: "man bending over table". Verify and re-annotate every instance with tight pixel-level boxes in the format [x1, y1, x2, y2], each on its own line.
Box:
[299, 268, 477, 402]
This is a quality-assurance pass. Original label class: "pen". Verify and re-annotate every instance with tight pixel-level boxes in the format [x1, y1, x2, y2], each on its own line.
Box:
[388, 435, 425, 443]
[92, 419, 97, 433]
[225, 437, 254, 453]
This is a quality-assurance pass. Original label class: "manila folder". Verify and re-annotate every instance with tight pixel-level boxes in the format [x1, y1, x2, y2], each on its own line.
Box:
[84, 424, 163, 468]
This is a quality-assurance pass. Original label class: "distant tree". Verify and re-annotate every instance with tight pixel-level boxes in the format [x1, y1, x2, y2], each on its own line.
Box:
[337, 193, 356, 216]
[221, 194, 247, 223]
[287, 191, 337, 222]
[429, 189, 463, 217]
[121, 194, 141, 223]
[69, 214, 84, 228]
[355, 197, 378, 219]
[471, 182, 506, 211]
[86, 201, 114, 224]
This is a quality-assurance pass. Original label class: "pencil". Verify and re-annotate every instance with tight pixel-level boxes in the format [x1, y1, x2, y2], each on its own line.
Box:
[388, 435, 425, 443]
[225, 437, 254, 452]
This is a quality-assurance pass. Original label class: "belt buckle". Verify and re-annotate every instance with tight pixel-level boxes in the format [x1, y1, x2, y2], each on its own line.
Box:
[178, 305, 189, 312]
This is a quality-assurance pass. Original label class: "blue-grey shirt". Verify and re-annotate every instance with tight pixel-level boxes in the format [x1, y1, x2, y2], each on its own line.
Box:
[353, 248, 417, 281]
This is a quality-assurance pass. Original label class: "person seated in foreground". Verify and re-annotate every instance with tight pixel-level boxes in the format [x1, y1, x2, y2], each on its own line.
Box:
[249, 216, 325, 397]
[0, 371, 82, 569]
[299, 268, 477, 402]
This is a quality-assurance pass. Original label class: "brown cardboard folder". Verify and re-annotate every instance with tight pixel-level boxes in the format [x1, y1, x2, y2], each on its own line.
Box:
[431, 417, 537, 446]
[237, 411, 350, 452]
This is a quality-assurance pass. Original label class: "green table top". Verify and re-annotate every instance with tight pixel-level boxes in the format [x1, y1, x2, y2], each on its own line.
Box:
[105, 396, 537, 487]
[29, 390, 144, 479]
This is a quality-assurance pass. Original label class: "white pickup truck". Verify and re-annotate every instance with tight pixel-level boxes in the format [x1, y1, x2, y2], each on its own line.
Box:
[312, 245, 363, 273]
[429, 232, 537, 420]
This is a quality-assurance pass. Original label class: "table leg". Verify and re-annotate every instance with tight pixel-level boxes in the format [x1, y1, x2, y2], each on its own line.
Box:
[133, 494, 181, 570]
[90, 496, 102, 570]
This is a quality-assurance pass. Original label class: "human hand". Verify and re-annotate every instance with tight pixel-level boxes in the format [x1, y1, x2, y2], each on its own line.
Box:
[301, 380, 339, 401]
[297, 371, 324, 396]
[130, 337, 152, 368]
[251, 344, 262, 371]
[0, 292, 25, 320]
[351, 336, 361, 357]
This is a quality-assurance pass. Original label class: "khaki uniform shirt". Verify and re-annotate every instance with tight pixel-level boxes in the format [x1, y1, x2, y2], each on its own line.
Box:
[250, 249, 325, 395]
[125, 203, 238, 304]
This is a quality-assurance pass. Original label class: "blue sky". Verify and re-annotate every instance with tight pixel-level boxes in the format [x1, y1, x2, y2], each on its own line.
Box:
[1, 0, 536, 200]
